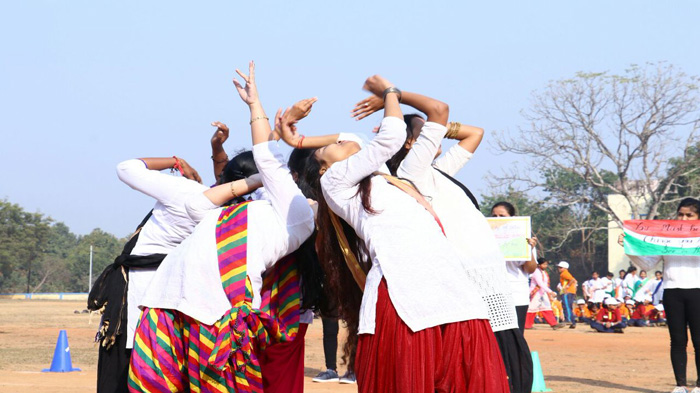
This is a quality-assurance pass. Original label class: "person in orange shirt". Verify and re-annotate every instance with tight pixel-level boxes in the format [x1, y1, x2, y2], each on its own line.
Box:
[558, 261, 578, 328]
[551, 298, 564, 322]
[620, 300, 633, 324]
[573, 299, 592, 324]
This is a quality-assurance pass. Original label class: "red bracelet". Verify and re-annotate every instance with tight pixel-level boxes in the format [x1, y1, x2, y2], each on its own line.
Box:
[296, 135, 306, 149]
[172, 156, 183, 174]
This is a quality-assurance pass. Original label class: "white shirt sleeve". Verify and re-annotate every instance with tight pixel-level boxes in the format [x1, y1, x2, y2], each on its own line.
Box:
[432, 143, 474, 177]
[323, 117, 406, 195]
[253, 141, 313, 228]
[116, 159, 201, 206]
[627, 254, 664, 272]
[185, 193, 219, 224]
[396, 121, 445, 183]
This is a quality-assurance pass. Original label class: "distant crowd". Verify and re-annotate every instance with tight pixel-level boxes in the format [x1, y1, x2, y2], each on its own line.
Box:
[529, 263, 666, 333]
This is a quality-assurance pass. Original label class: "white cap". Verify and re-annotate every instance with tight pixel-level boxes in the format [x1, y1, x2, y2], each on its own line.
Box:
[626, 300, 635, 305]
[656, 304, 664, 311]
[576, 299, 585, 305]
[558, 261, 570, 269]
[604, 297, 620, 306]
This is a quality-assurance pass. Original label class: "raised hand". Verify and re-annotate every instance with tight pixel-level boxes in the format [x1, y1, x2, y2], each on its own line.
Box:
[177, 158, 202, 184]
[232, 61, 259, 105]
[362, 75, 394, 97]
[288, 97, 318, 122]
[351, 95, 383, 121]
[210, 121, 230, 146]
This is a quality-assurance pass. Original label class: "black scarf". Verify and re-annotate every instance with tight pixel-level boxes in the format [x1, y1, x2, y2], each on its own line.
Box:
[87, 211, 166, 350]
[433, 167, 480, 210]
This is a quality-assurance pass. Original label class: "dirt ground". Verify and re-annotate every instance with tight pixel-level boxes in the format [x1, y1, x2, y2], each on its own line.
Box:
[0, 300, 695, 393]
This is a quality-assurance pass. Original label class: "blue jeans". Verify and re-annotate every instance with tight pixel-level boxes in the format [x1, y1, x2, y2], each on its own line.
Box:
[562, 293, 575, 324]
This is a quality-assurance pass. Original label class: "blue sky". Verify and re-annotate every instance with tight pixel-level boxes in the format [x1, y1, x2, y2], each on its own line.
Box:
[1, 1, 698, 237]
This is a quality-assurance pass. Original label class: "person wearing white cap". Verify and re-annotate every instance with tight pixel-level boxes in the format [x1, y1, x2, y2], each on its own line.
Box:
[629, 298, 652, 327]
[649, 304, 667, 326]
[589, 297, 626, 333]
[573, 299, 592, 324]
[557, 261, 577, 328]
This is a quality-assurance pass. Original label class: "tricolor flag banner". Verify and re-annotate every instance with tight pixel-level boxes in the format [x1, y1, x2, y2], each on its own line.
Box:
[623, 220, 700, 256]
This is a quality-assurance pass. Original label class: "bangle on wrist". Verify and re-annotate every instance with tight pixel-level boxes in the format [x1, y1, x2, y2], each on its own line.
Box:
[172, 156, 183, 174]
[296, 135, 306, 149]
[445, 122, 461, 139]
[382, 87, 402, 102]
[250, 116, 269, 125]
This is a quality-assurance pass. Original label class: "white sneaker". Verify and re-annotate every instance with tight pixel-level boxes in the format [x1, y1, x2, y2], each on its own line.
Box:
[671, 387, 688, 393]
[689, 387, 700, 393]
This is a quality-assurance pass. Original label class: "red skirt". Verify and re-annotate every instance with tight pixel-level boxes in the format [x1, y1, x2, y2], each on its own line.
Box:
[258, 322, 308, 393]
[355, 279, 509, 393]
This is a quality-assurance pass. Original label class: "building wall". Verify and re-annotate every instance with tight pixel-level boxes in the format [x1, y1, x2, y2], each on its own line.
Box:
[607, 194, 662, 274]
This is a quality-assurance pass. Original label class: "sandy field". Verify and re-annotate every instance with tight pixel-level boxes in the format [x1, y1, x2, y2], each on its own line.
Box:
[0, 299, 695, 393]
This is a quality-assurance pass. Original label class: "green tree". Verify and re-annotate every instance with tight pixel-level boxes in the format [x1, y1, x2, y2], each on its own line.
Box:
[66, 229, 125, 292]
[0, 200, 52, 293]
[493, 63, 700, 225]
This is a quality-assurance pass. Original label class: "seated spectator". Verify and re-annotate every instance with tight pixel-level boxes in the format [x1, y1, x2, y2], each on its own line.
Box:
[587, 302, 600, 321]
[574, 299, 592, 324]
[590, 297, 626, 333]
[629, 299, 651, 327]
[649, 304, 667, 326]
[620, 299, 633, 323]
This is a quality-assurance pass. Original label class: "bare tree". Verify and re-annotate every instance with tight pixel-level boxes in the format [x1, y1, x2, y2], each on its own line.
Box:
[493, 63, 700, 225]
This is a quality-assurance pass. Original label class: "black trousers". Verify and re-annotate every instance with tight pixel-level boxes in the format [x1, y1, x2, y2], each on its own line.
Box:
[515, 305, 528, 334]
[96, 331, 131, 393]
[494, 328, 533, 393]
[664, 288, 700, 387]
[321, 316, 339, 371]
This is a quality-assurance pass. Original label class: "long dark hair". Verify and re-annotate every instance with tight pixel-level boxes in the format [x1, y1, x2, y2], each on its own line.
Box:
[386, 113, 424, 176]
[219, 150, 259, 205]
[300, 149, 374, 367]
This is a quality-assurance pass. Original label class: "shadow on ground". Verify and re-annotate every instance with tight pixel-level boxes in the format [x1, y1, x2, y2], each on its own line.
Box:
[548, 375, 663, 393]
[304, 367, 322, 378]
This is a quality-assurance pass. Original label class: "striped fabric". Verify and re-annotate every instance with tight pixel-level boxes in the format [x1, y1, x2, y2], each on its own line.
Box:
[624, 219, 700, 256]
[129, 202, 301, 393]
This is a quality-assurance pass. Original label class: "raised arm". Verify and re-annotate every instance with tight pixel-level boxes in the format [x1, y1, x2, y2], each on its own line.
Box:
[210, 121, 230, 179]
[351, 92, 448, 125]
[445, 122, 484, 154]
[233, 62, 313, 227]
[277, 98, 340, 149]
[233, 61, 276, 146]
[201, 175, 263, 206]
[117, 157, 202, 205]
[323, 76, 405, 189]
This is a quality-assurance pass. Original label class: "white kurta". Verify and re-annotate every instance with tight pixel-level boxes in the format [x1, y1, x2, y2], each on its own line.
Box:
[321, 117, 488, 335]
[397, 122, 518, 332]
[116, 159, 209, 348]
[506, 248, 537, 307]
[139, 141, 314, 325]
[628, 254, 700, 290]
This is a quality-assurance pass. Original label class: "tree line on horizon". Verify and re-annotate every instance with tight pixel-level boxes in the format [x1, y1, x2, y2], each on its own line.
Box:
[0, 199, 126, 294]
